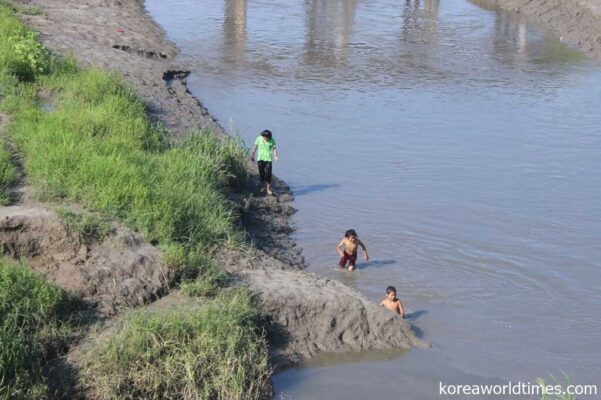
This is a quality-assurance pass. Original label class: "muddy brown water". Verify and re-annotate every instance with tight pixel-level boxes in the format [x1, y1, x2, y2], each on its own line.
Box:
[146, 0, 601, 398]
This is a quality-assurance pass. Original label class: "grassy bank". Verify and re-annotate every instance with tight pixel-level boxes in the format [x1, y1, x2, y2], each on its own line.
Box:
[0, 260, 81, 399]
[82, 289, 270, 400]
[0, 3, 270, 398]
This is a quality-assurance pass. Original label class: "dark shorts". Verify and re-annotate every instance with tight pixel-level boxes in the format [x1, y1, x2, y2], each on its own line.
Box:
[257, 160, 272, 183]
[338, 252, 357, 268]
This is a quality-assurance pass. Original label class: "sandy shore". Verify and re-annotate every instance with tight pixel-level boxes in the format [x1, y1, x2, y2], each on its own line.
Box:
[474, 0, 601, 62]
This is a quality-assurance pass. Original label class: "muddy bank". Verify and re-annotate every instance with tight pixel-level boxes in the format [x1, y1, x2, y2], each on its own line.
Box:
[7, 0, 422, 376]
[0, 205, 170, 316]
[472, 0, 601, 62]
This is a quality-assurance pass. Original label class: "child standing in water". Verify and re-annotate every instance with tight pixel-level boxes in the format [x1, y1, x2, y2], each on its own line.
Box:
[337, 229, 369, 272]
[250, 129, 278, 195]
[380, 286, 405, 318]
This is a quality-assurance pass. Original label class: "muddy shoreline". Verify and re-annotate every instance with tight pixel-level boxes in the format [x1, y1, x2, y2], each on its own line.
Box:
[7, 0, 600, 397]
[7, 0, 424, 392]
[474, 0, 601, 62]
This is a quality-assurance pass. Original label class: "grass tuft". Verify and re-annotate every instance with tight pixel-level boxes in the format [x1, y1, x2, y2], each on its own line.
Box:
[82, 288, 270, 400]
[0, 134, 18, 205]
[0, 260, 82, 399]
[56, 207, 111, 245]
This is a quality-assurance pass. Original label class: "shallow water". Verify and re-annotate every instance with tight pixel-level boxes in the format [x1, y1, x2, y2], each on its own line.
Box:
[146, 0, 601, 398]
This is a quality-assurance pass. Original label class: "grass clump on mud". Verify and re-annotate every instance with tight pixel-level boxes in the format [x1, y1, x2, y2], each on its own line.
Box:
[56, 207, 111, 245]
[82, 288, 270, 400]
[0, 4, 270, 399]
[0, 260, 81, 399]
[0, 135, 18, 205]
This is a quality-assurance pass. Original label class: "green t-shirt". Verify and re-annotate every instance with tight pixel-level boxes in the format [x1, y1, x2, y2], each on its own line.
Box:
[255, 136, 276, 162]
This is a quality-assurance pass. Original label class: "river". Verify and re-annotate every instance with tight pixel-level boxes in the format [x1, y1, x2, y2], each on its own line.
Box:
[146, 0, 601, 398]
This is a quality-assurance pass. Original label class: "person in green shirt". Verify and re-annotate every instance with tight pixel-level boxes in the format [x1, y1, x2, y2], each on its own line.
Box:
[250, 129, 279, 195]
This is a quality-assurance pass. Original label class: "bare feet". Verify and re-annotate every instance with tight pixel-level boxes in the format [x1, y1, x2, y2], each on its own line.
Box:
[267, 190, 274, 196]
[348, 265, 355, 272]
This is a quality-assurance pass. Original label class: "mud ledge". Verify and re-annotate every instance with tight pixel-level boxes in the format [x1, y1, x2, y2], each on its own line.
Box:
[8, 0, 424, 386]
[473, 0, 601, 62]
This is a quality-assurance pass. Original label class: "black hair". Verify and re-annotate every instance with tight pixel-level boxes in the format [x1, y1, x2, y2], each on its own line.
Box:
[261, 129, 272, 139]
[386, 286, 396, 295]
[344, 229, 357, 238]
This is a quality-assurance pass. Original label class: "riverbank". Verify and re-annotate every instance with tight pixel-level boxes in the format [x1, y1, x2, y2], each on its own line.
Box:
[1, 0, 421, 397]
[473, 0, 601, 62]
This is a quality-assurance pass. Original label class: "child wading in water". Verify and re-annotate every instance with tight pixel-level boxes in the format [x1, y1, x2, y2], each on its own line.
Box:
[380, 286, 405, 318]
[250, 129, 278, 195]
[337, 229, 369, 272]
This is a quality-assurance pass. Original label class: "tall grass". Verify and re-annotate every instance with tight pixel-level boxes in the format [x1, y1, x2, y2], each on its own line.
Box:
[82, 288, 270, 400]
[0, 2, 248, 274]
[0, 135, 18, 205]
[0, 260, 80, 399]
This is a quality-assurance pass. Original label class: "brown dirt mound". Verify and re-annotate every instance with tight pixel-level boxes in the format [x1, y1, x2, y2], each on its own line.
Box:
[0, 205, 170, 315]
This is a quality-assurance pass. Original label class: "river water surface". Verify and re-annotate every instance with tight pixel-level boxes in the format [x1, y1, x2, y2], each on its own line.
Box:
[146, 0, 601, 398]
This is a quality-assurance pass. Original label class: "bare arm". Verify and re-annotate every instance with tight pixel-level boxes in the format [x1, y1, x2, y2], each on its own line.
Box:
[397, 300, 405, 318]
[357, 239, 369, 261]
[250, 144, 257, 161]
[273, 147, 279, 162]
[337, 239, 345, 257]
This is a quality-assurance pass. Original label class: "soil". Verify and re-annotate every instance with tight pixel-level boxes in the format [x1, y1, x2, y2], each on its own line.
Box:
[0, 205, 171, 315]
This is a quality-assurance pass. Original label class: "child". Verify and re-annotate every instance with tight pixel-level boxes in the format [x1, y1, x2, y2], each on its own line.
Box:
[337, 229, 369, 272]
[250, 129, 278, 195]
[380, 286, 404, 318]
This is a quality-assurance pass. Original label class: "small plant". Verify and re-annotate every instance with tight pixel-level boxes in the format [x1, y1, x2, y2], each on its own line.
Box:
[56, 207, 111, 245]
[537, 372, 576, 400]
[18, 6, 44, 16]
[10, 31, 48, 81]
[181, 261, 227, 297]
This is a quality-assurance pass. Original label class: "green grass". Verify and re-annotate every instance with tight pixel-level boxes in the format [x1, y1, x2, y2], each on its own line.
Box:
[0, 134, 18, 205]
[0, 5, 270, 398]
[0, 260, 81, 399]
[537, 372, 582, 400]
[0, 2, 248, 274]
[56, 207, 112, 245]
[180, 259, 227, 297]
[82, 288, 270, 400]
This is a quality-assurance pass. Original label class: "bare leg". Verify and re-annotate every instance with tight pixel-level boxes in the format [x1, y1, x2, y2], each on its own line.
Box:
[266, 182, 273, 195]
